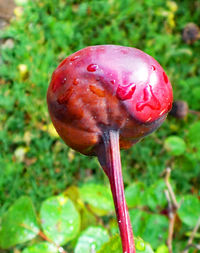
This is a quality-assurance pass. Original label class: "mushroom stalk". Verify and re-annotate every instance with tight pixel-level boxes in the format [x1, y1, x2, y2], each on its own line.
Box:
[47, 45, 173, 253]
[97, 129, 135, 253]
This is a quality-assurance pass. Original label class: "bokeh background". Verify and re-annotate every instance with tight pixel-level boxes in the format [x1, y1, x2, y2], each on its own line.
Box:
[0, 0, 200, 252]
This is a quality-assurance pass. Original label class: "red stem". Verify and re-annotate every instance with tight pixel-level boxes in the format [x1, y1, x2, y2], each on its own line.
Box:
[97, 129, 135, 253]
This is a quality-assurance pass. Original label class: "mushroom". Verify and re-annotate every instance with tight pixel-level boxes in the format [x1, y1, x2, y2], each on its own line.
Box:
[47, 45, 173, 253]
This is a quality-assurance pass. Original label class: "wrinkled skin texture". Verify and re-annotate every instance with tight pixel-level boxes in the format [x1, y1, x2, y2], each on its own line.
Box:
[47, 45, 173, 155]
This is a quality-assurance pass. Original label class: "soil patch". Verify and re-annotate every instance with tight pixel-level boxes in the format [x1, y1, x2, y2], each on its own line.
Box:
[0, 0, 15, 29]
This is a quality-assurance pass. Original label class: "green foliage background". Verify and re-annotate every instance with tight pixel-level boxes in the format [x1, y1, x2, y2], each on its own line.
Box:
[0, 0, 200, 252]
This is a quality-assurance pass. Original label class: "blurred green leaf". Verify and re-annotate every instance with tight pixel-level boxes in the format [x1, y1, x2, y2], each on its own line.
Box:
[79, 184, 114, 216]
[143, 180, 168, 211]
[188, 121, 200, 158]
[40, 194, 80, 245]
[22, 242, 58, 253]
[0, 196, 39, 249]
[188, 122, 200, 147]
[155, 245, 169, 253]
[164, 136, 186, 156]
[75, 226, 109, 253]
[97, 234, 154, 253]
[15, 0, 29, 6]
[97, 234, 122, 253]
[109, 218, 119, 236]
[178, 195, 200, 228]
[135, 237, 154, 253]
[125, 182, 145, 208]
[130, 209, 168, 248]
[80, 206, 97, 230]
[141, 214, 168, 249]
[1, 0, 200, 252]
[130, 209, 148, 236]
[185, 231, 200, 238]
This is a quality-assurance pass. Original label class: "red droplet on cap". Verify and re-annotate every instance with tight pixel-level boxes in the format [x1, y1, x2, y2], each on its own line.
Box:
[73, 78, 79, 85]
[163, 72, 168, 83]
[116, 83, 136, 101]
[87, 64, 99, 72]
[70, 55, 80, 61]
[136, 84, 161, 111]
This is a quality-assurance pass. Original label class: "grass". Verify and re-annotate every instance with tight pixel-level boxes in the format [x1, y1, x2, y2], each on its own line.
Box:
[0, 0, 200, 252]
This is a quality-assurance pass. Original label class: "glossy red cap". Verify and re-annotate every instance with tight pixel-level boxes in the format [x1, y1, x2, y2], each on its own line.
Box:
[47, 45, 173, 154]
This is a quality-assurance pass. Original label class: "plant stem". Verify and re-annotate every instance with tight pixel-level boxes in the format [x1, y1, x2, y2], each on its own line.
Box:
[97, 129, 135, 253]
[182, 217, 200, 253]
[164, 167, 179, 253]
